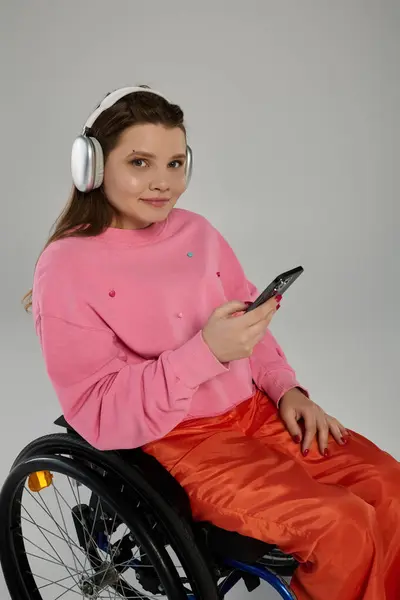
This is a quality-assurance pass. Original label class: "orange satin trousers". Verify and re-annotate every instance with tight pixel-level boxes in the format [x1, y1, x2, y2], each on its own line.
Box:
[143, 389, 400, 599]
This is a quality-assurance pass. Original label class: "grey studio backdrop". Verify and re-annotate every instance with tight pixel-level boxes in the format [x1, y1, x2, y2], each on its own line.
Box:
[0, 1, 399, 599]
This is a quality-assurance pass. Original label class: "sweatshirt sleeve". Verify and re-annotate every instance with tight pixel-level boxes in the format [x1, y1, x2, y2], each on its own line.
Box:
[37, 316, 227, 450]
[215, 228, 308, 405]
[33, 252, 228, 451]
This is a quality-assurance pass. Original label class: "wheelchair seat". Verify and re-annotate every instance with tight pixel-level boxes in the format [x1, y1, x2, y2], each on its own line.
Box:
[54, 415, 281, 564]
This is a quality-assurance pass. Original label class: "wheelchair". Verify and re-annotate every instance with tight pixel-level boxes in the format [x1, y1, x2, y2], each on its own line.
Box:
[0, 415, 298, 599]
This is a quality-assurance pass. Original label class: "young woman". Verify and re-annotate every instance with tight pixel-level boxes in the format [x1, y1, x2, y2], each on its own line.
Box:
[26, 86, 400, 599]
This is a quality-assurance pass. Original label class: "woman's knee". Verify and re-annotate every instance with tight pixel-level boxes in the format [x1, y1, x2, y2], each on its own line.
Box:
[358, 462, 400, 509]
[314, 494, 378, 569]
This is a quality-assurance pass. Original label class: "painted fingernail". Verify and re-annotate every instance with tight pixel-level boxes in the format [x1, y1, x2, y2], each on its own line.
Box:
[340, 437, 348, 445]
[276, 304, 281, 311]
[324, 449, 330, 458]
[302, 449, 309, 457]
[293, 435, 301, 444]
[275, 294, 283, 303]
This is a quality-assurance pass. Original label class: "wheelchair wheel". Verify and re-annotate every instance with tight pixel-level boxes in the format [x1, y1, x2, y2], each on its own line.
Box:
[0, 451, 219, 599]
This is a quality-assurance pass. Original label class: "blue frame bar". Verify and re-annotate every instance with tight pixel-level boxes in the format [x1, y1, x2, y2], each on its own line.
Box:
[97, 533, 296, 599]
[222, 559, 296, 599]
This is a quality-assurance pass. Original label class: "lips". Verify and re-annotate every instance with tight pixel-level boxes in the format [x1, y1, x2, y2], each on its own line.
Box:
[140, 198, 171, 207]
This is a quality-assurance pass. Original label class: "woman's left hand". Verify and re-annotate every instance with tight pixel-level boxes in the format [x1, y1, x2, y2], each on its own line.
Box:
[279, 388, 349, 457]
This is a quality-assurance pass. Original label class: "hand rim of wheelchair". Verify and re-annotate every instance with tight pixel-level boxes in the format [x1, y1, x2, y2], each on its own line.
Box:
[0, 430, 298, 599]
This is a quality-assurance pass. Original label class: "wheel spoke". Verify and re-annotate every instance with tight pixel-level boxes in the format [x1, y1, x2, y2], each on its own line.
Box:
[21, 514, 88, 559]
[20, 497, 80, 587]
[25, 550, 81, 574]
[31, 571, 82, 597]
[52, 482, 83, 576]
[65, 474, 97, 575]
[35, 571, 78, 591]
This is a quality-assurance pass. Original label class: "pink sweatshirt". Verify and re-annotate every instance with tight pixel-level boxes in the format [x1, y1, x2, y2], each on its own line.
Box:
[33, 209, 303, 450]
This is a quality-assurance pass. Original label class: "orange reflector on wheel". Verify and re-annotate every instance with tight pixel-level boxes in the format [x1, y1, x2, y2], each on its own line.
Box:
[28, 471, 53, 492]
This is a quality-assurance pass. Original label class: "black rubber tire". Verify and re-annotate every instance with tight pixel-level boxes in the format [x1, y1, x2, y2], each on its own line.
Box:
[5, 433, 220, 600]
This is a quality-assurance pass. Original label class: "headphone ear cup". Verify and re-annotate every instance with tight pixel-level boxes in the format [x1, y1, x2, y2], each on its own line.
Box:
[71, 135, 104, 192]
[90, 137, 104, 190]
[185, 145, 193, 187]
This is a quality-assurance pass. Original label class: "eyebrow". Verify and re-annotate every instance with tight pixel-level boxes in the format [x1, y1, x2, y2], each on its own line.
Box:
[128, 150, 186, 160]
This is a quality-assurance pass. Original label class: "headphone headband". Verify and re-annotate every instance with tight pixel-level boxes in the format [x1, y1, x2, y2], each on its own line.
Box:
[83, 87, 171, 132]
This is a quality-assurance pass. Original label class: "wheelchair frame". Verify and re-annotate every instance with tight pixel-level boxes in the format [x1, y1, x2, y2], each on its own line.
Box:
[0, 418, 298, 599]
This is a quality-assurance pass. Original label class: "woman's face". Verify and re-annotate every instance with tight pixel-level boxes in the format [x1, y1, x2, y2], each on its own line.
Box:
[103, 123, 187, 229]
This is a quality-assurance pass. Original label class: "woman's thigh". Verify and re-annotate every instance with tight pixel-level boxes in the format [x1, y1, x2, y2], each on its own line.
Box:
[144, 415, 373, 562]
[249, 392, 400, 506]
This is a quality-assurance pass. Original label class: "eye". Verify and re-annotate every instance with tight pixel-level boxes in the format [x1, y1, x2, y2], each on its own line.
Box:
[169, 160, 184, 169]
[131, 158, 148, 167]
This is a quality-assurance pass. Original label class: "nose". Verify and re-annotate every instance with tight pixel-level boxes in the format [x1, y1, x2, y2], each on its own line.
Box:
[149, 169, 170, 193]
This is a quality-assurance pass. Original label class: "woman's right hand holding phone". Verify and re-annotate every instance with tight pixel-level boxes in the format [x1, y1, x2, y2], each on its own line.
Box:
[202, 296, 280, 363]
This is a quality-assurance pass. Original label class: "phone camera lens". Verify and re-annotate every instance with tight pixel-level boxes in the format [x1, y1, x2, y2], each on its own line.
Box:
[276, 279, 284, 291]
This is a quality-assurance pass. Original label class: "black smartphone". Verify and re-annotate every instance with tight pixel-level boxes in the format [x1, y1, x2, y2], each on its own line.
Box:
[245, 266, 304, 313]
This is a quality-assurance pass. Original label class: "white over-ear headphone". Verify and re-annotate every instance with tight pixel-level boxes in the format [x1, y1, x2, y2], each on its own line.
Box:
[71, 86, 193, 193]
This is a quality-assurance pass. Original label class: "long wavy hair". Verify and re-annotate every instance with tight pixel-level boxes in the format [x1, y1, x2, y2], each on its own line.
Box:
[22, 86, 186, 311]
